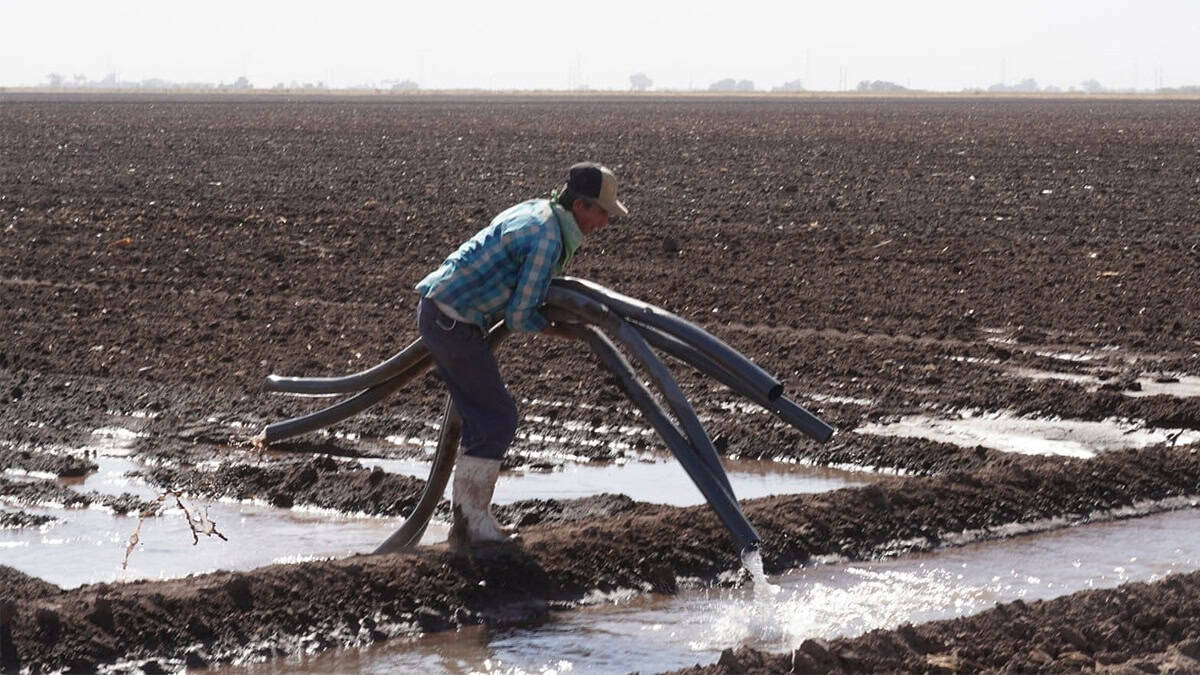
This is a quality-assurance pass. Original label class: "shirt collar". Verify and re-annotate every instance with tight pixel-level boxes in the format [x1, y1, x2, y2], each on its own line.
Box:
[550, 201, 585, 273]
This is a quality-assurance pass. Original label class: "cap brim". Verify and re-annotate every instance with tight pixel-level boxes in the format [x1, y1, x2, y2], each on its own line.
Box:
[600, 198, 629, 218]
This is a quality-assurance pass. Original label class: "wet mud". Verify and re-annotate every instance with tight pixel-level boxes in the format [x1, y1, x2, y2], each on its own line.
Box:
[0, 449, 95, 479]
[139, 454, 427, 514]
[2, 94, 1200, 672]
[0, 510, 55, 530]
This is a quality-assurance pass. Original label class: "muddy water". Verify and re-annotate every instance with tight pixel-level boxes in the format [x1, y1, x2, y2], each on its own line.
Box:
[1007, 365, 1200, 399]
[360, 455, 866, 506]
[0, 432, 867, 589]
[210, 507, 1200, 675]
[0, 454, 406, 589]
[858, 410, 1200, 458]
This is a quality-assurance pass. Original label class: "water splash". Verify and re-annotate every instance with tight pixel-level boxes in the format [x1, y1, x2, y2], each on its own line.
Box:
[474, 657, 575, 674]
[687, 548, 786, 650]
[741, 547, 782, 599]
[695, 565, 977, 653]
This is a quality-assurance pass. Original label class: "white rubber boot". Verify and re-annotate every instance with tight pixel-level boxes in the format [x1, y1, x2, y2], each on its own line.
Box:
[450, 455, 515, 548]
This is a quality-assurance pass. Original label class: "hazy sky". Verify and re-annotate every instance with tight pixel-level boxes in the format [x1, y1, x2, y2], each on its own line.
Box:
[4, 0, 1198, 92]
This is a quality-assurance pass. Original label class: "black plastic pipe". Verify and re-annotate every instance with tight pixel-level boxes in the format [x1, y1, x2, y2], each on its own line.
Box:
[544, 290, 733, 496]
[633, 323, 835, 443]
[552, 277, 784, 402]
[370, 325, 509, 553]
[264, 338, 427, 395]
[373, 395, 461, 554]
[261, 372, 415, 444]
[257, 282, 818, 558]
[567, 323, 760, 554]
[261, 324, 508, 445]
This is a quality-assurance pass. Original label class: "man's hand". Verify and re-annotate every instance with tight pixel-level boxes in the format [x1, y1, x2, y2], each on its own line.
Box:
[541, 321, 578, 341]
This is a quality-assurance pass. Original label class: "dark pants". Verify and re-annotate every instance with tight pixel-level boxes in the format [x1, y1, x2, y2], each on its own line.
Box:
[417, 296, 518, 460]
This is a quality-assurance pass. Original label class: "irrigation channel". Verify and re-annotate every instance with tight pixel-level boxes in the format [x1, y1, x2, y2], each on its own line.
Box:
[200, 508, 1200, 674]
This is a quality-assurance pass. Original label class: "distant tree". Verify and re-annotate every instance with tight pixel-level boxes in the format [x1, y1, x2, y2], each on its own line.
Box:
[736, 79, 755, 91]
[773, 79, 805, 92]
[232, 76, 252, 90]
[1015, 78, 1038, 92]
[391, 79, 419, 91]
[46, 73, 65, 88]
[709, 78, 737, 91]
[630, 72, 652, 91]
[1080, 79, 1104, 93]
[856, 80, 907, 92]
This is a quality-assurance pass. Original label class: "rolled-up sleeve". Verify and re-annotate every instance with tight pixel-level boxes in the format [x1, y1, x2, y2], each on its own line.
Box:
[505, 226, 561, 332]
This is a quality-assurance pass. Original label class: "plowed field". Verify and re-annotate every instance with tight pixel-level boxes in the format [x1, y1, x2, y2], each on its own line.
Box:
[3, 93, 1200, 673]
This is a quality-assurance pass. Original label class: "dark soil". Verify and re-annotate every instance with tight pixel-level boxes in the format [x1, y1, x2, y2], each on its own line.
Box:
[2, 93, 1200, 673]
[0, 510, 55, 530]
[0, 476, 151, 515]
[0, 448, 95, 478]
[138, 454, 427, 513]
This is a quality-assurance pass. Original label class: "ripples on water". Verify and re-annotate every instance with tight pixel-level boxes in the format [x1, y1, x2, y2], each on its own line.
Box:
[319, 508, 1200, 675]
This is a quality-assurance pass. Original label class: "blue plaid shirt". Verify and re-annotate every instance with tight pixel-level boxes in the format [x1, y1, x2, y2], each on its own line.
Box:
[416, 199, 580, 333]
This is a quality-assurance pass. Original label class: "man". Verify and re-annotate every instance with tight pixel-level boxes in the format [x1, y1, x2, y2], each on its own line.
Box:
[414, 162, 628, 547]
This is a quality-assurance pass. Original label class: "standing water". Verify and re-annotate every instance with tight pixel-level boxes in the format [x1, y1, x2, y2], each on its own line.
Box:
[1, 426, 868, 589]
[209, 506, 1200, 674]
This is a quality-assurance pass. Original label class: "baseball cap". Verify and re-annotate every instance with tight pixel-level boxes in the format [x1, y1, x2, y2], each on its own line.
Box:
[565, 162, 629, 218]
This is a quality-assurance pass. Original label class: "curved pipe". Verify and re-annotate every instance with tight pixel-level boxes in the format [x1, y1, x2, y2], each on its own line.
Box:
[262, 324, 508, 445]
[264, 337, 426, 395]
[373, 395, 461, 554]
[262, 370, 418, 445]
[259, 285, 808, 558]
[567, 323, 760, 554]
[552, 277, 784, 402]
[545, 289, 733, 497]
[633, 323, 835, 443]
[372, 325, 509, 553]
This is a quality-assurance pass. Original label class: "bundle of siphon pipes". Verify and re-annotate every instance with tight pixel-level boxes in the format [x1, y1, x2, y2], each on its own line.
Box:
[257, 277, 835, 558]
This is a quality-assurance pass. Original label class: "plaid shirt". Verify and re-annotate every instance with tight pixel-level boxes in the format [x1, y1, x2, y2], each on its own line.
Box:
[416, 198, 577, 333]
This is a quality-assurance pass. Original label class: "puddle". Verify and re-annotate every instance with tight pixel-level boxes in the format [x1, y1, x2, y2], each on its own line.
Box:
[89, 425, 147, 456]
[1, 429, 867, 589]
[1032, 349, 1103, 363]
[0, 497, 413, 590]
[0, 428, 425, 588]
[858, 410, 1200, 458]
[1119, 375, 1200, 398]
[808, 392, 875, 407]
[1010, 367, 1200, 398]
[359, 456, 869, 507]
[214, 507, 1200, 674]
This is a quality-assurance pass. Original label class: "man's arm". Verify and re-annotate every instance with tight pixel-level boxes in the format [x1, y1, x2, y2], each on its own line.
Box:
[505, 225, 562, 332]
